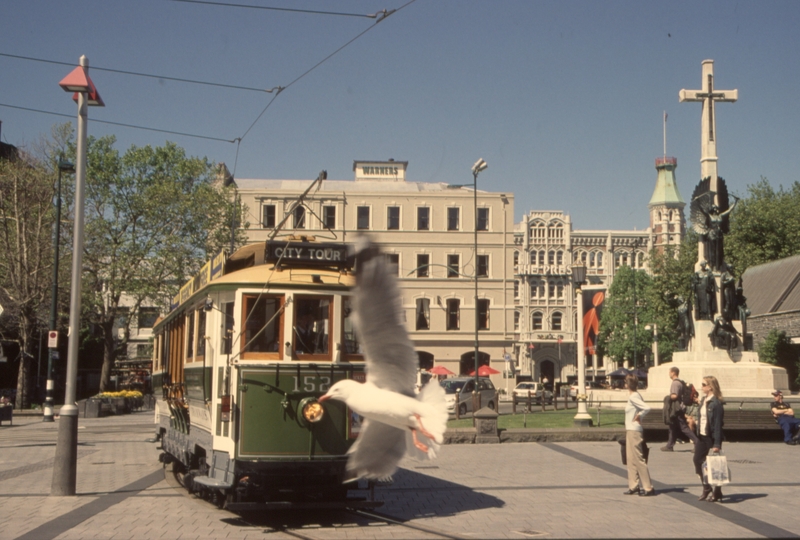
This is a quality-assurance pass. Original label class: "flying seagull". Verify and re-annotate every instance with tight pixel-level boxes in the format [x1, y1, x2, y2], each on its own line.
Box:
[319, 236, 448, 480]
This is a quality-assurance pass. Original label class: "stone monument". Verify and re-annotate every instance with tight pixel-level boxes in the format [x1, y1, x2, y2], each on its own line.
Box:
[644, 60, 788, 400]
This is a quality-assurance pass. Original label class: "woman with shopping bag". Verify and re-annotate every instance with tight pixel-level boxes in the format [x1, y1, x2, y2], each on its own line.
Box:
[692, 375, 725, 502]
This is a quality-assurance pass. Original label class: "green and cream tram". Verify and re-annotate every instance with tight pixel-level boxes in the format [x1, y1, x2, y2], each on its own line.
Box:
[151, 239, 373, 510]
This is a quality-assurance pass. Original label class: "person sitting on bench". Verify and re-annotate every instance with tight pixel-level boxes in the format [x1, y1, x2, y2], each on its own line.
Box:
[771, 390, 800, 445]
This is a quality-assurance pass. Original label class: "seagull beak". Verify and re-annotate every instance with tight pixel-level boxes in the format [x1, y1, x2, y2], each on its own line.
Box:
[318, 394, 331, 403]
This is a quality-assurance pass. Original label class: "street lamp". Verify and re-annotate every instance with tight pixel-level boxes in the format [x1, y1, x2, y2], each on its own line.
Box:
[471, 158, 487, 415]
[43, 158, 75, 423]
[52, 55, 104, 496]
[571, 263, 592, 426]
[645, 323, 659, 366]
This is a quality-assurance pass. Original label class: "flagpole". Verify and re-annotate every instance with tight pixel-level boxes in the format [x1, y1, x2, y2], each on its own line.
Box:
[663, 111, 667, 159]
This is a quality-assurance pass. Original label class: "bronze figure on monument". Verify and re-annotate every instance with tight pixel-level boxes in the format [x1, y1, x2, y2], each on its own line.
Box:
[691, 261, 717, 321]
[690, 177, 739, 272]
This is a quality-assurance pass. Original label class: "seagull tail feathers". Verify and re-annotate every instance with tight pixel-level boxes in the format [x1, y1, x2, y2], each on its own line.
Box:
[418, 381, 448, 444]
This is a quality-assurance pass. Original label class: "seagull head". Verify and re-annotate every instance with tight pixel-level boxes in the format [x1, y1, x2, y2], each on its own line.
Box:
[319, 379, 361, 404]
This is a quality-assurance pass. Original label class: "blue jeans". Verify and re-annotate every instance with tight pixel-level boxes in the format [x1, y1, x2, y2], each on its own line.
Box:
[777, 415, 800, 442]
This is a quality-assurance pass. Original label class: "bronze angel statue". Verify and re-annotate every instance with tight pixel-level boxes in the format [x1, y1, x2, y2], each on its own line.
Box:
[690, 177, 739, 271]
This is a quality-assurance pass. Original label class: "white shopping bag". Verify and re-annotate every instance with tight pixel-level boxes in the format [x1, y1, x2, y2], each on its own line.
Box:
[705, 454, 731, 486]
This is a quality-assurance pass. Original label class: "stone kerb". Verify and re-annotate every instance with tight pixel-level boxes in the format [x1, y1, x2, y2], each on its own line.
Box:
[473, 407, 500, 443]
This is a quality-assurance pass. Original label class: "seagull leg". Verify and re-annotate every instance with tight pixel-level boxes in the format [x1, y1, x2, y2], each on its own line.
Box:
[409, 428, 429, 453]
[414, 414, 437, 440]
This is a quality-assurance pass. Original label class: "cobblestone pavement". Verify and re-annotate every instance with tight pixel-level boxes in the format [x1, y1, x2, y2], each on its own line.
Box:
[1, 412, 799, 539]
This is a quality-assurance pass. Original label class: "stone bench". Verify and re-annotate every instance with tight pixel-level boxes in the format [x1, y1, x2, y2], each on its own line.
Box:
[641, 408, 779, 431]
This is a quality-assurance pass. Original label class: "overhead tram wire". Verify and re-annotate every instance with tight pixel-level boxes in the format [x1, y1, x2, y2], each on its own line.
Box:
[235, 0, 415, 147]
[0, 53, 277, 94]
[0, 103, 236, 143]
[172, 0, 389, 19]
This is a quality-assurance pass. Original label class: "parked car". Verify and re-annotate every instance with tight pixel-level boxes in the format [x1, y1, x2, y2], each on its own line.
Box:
[512, 382, 553, 405]
[569, 381, 604, 400]
[440, 377, 497, 416]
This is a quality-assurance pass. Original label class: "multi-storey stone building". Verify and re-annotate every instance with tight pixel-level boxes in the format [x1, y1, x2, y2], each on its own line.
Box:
[234, 160, 517, 380]
[511, 157, 685, 384]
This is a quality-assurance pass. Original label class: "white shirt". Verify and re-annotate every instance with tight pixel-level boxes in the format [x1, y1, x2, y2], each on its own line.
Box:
[625, 391, 650, 432]
[699, 396, 708, 436]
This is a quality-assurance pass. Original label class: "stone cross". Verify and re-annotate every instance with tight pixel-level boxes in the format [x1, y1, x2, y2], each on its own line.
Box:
[679, 59, 738, 193]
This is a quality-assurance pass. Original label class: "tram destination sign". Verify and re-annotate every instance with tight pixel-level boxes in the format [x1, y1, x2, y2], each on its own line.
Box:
[265, 241, 352, 269]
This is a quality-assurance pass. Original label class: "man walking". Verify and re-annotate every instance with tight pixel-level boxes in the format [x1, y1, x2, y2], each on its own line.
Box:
[662, 367, 699, 451]
[771, 390, 800, 445]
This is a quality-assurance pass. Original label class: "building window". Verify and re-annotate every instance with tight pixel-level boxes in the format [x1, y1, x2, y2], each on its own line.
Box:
[136, 343, 153, 359]
[531, 279, 538, 298]
[530, 220, 545, 240]
[477, 255, 489, 278]
[386, 253, 400, 276]
[416, 254, 429, 278]
[548, 281, 555, 298]
[557, 283, 564, 298]
[548, 250, 555, 265]
[596, 252, 604, 269]
[514, 280, 519, 298]
[387, 206, 400, 230]
[446, 298, 460, 330]
[478, 299, 489, 330]
[514, 311, 520, 331]
[196, 308, 207, 358]
[532, 311, 543, 330]
[552, 312, 562, 331]
[221, 302, 234, 355]
[293, 206, 305, 229]
[447, 207, 460, 231]
[262, 204, 276, 228]
[447, 254, 460, 278]
[186, 311, 195, 360]
[137, 308, 159, 329]
[556, 251, 563, 265]
[323, 205, 336, 229]
[514, 251, 519, 267]
[416, 298, 430, 330]
[477, 208, 489, 231]
[417, 207, 430, 231]
[357, 206, 370, 230]
[539, 250, 545, 265]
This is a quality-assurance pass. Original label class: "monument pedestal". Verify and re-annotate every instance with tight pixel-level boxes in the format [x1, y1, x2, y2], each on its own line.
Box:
[642, 321, 788, 401]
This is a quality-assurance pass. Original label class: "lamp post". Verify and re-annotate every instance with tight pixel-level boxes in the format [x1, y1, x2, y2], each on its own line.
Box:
[571, 263, 592, 426]
[645, 323, 659, 366]
[52, 55, 104, 496]
[471, 158, 487, 415]
[43, 158, 75, 423]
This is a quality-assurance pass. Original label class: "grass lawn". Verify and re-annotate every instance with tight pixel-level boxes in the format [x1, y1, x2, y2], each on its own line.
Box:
[447, 408, 626, 429]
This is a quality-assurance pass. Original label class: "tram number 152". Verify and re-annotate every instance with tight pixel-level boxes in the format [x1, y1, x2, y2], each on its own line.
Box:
[292, 376, 331, 393]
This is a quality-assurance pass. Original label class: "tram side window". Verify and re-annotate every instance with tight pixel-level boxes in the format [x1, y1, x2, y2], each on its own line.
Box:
[242, 295, 283, 359]
[196, 307, 207, 359]
[342, 296, 363, 358]
[221, 302, 234, 355]
[293, 296, 332, 358]
[186, 311, 195, 361]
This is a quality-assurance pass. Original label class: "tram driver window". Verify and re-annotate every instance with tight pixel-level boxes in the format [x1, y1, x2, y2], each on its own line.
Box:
[293, 297, 332, 358]
[242, 294, 283, 359]
[342, 296, 363, 358]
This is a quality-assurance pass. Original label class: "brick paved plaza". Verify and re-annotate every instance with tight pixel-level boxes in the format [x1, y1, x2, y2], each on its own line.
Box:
[1, 411, 799, 539]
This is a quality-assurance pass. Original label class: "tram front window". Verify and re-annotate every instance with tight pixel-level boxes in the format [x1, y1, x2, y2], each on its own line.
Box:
[243, 295, 282, 358]
[293, 297, 331, 357]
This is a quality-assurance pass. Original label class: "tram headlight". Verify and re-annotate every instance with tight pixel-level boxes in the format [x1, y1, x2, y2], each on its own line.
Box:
[299, 397, 324, 424]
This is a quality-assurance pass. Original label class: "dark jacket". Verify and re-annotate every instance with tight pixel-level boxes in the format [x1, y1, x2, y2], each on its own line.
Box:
[662, 394, 683, 424]
[700, 395, 724, 448]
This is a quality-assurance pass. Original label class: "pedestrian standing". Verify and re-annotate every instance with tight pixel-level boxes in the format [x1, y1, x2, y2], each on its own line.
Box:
[623, 374, 655, 496]
[662, 366, 699, 451]
[693, 375, 725, 502]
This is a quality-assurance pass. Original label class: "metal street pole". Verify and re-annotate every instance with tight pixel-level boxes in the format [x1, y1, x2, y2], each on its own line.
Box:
[471, 159, 487, 416]
[52, 55, 103, 496]
[572, 264, 592, 426]
[44, 158, 74, 422]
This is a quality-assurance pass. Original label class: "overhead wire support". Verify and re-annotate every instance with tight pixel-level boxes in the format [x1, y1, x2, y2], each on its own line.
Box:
[172, 0, 389, 19]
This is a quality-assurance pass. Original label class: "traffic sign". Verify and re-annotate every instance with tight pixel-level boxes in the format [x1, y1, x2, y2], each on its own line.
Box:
[48, 331, 59, 348]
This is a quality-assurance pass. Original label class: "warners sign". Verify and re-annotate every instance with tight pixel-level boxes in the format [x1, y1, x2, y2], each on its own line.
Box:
[265, 241, 352, 269]
[361, 166, 399, 176]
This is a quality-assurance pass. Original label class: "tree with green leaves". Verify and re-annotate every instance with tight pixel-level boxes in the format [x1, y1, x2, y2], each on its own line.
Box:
[758, 329, 800, 391]
[596, 266, 657, 368]
[645, 233, 699, 363]
[726, 178, 800, 273]
[68, 135, 247, 391]
[0, 153, 55, 409]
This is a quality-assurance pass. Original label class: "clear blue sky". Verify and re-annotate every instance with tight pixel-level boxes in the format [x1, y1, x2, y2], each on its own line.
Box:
[2, 1, 798, 231]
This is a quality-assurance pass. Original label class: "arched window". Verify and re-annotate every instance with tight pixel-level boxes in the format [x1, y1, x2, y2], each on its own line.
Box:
[548, 250, 555, 265]
[532, 312, 543, 330]
[514, 251, 519, 267]
[531, 279, 538, 298]
[596, 252, 604, 269]
[552, 312, 562, 331]
[557, 283, 564, 298]
[556, 251, 563, 265]
[538, 250, 545, 265]
[589, 252, 595, 268]
[548, 281, 555, 298]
